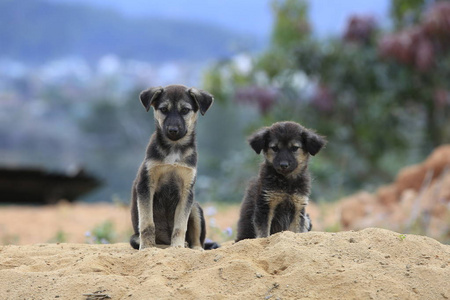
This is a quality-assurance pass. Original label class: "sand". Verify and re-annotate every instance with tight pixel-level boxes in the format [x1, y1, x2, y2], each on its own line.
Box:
[1, 228, 449, 299]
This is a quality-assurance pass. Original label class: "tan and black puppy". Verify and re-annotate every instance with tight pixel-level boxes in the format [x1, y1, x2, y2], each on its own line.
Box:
[130, 84, 213, 250]
[236, 121, 326, 242]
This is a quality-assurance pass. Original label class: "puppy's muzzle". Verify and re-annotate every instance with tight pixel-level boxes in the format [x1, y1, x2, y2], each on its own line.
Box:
[168, 126, 179, 135]
[275, 160, 295, 175]
[279, 161, 289, 170]
[165, 125, 185, 141]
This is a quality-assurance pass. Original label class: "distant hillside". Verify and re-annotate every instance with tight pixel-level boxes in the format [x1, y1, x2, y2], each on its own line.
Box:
[50, 0, 273, 38]
[0, 0, 261, 63]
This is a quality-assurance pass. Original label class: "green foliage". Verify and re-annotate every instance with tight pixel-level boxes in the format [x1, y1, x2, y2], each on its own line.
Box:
[271, 0, 309, 48]
[48, 230, 68, 243]
[1, 234, 20, 245]
[86, 220, 116, 244]
[256, 49, 294, 79]
[324, 223, 341, 233]
[391, 0, 425, 29]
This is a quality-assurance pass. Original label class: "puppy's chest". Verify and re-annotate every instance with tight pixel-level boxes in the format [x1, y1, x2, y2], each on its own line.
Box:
[145, 154, 196, 191]
[164, 151, 182, 164]
[262, 190, 308, 208]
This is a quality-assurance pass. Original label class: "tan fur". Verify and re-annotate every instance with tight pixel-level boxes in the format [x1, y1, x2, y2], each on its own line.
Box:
[187, 207, 203, 250]
[170, 166, 196, 248]
[264, 140, 278, 163]
[176, 102, 192, 111]
[288, 151, 309, 178]
[258, 191, 309, 236]
[143, 162, 196, 248]
[153, 100, 171, 128]
[137, 193, 155, 249]
[184, 111, 198, 134]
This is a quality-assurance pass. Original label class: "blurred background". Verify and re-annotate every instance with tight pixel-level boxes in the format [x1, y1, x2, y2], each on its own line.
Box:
[0, 0, 449, 245]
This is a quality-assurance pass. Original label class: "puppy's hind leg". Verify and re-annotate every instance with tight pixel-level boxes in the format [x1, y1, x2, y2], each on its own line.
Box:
[186, 203, 205, 250]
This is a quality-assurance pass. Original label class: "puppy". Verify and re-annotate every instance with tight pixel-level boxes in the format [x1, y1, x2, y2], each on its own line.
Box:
[236, 121, 326, 242]
[130, 84, 213, 250]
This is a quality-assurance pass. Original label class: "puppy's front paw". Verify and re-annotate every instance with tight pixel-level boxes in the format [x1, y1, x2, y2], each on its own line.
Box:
[170, 240, 185, 248]
[192, 246, 204, 251]
[139, 240, 156, 250]
[255, 231, 269, 239]
[139, 226, 156, 250]
[170, 229, 187, 248]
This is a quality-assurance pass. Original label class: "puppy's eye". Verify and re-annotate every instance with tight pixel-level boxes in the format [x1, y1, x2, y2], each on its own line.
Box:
[159, 107, 169, 114]
[291, 146, 300, 152]
[180, 107, 190, 115]
[270, 146, 279, 152]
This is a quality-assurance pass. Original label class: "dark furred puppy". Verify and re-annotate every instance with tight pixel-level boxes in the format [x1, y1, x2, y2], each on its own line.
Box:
[236, 121, 326, 242]
[130, 84, 213, 250]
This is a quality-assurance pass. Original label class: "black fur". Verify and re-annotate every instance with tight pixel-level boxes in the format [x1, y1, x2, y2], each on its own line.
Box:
[236, 121, 325, 242]
[188, 87, 214, 116]
[130, 84, 214, 250]
[140, 86, 163, 112]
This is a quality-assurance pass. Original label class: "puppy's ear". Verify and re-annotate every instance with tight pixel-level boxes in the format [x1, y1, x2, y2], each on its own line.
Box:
[139, 86, 163, 112]
[302, 129, 326, 156]
[248, 128, 269, 155]
[188, 87, 214, 115]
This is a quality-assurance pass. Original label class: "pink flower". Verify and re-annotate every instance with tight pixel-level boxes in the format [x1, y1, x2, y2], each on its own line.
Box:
[235, 86, 278, 114]
[343, 15, 377, 44]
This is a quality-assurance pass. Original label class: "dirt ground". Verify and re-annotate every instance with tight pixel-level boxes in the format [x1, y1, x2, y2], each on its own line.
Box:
[0, 200, 331, 246]
[0, 201, 244, 245]
[0, 202, 133, 245]
[0, 228, 449, 299]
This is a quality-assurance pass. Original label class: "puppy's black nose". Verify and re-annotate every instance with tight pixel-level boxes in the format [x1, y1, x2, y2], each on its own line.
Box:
[167, 126, 179, 135]
[279, 161, 289, 169]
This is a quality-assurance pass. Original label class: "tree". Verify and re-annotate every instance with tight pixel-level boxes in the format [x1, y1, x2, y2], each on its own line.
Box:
[204, 0, 450, 201]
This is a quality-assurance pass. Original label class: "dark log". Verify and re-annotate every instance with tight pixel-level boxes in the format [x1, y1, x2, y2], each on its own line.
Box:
[0, 167, 101, 204]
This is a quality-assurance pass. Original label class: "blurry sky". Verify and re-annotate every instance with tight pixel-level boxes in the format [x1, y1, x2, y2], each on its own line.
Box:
[50, 0, 390, 38]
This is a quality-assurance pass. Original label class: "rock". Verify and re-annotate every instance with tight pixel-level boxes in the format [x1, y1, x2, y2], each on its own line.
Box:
[338, 145, 450, 240]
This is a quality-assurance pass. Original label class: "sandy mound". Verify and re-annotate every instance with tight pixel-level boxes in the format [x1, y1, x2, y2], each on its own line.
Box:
[1, 228, 449, 299]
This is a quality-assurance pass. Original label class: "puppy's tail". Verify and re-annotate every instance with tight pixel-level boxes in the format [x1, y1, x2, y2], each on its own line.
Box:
[130, 234, 140, 250]
[204, 241, 220, 250]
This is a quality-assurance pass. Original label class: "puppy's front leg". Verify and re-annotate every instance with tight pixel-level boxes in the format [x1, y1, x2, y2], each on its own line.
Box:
[289, 196, 309, 233]
[171, 188, 193, 248]
[137, 176, 156, 249]
[288, 206, 303, 233]
[254, 199, 274, 238]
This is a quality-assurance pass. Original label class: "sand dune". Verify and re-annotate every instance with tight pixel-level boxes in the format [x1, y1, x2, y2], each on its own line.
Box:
[1, 228, 449, 299]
